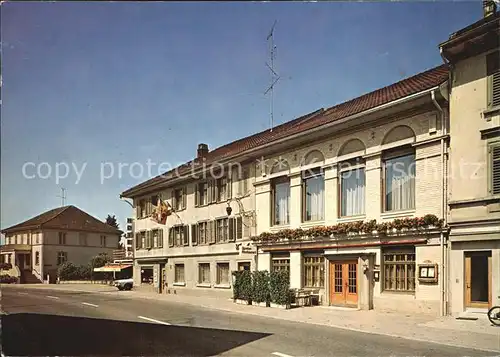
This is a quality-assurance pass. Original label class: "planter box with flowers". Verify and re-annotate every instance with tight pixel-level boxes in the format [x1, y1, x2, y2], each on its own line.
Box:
[252, 215, 444, 244]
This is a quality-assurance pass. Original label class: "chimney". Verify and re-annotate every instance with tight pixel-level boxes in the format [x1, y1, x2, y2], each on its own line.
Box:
[197, 143, 209, 159]
[483, 0, 497, 18]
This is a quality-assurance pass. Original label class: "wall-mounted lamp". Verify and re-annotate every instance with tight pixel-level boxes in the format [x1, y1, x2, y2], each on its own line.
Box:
[373, 271, 380, 281]
[226, 203, 233, 216]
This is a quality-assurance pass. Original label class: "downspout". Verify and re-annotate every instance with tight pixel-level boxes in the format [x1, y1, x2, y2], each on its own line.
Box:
[431, 89, 446, 317]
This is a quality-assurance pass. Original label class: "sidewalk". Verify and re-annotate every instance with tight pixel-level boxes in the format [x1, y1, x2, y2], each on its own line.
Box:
[12, 284, 500, 353]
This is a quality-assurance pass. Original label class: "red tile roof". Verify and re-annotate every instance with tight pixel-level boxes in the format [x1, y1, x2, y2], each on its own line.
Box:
[1, 205, 122, 235]
[122, 64, 449, 197]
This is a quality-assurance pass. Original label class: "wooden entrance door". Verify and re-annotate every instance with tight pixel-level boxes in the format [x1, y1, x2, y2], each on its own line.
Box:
[465, 252, 492, 309]
[329, 261, 358, 307]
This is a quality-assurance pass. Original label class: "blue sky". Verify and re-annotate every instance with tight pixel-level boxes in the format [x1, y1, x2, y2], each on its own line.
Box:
[1, 2, 480, 231]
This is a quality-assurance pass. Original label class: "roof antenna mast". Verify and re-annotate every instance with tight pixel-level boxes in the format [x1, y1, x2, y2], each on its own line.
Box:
[57, 187, 67, 207]
[264, 20, 280, 132]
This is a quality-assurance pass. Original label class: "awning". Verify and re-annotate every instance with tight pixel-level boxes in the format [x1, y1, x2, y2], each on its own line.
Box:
[93, 264, 132, 272]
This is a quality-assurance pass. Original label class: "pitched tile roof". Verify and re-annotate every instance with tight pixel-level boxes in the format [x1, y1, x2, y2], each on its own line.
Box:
[122, 64, 449, 197]
[1, 205, 122, 235]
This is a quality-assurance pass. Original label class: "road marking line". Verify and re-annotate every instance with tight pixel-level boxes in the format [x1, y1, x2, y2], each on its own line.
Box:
[81, 302, 99, 308]
[272, 353, 295, 357]
[46, 295, 59, 299]
[138, 315, 171, 326]
[18, 292, 28, 295]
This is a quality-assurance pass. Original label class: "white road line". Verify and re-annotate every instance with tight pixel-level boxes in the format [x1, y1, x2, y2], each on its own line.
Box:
[272, 352, 295, 357]
[137, 315, 171, 326]
[17, 292, 28, 295]
[46, 295, 59, 299]
[81, 302, 99, 308]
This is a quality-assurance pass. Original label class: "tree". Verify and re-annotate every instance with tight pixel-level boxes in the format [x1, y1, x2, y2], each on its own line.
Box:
[90, 253, 112, 269]
[105, 214, 119, 229]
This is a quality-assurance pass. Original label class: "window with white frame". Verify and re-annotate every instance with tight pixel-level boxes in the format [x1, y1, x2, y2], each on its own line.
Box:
[198, 263, 211, 284]
[215, 218, 229, 243]
[169, 225, 189, 247]
[271, 253, 290, 274]
[216, 177, 229, 202]
[383, 246, 416, 292]
[58, 232, 66, 245]
[196, 182, 208, 206]
[197, 221, 208, 245]
[175, 264, 185, 283]
[57, 251, 67, 265]
[216, 262, 230, 285]
[272, 177, 290, 226]
[100, 235, 107, 247]
[303, 168, 325, 222]
[383, 151, 416, 212]
[172, 187, 186, 211]
[340, 161, 366, 217]
[303, 254, 324, 288]
[79, 232, 88, 246]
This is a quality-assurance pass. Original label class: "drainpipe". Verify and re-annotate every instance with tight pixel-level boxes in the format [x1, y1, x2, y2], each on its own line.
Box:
[431, 89, 446, 317]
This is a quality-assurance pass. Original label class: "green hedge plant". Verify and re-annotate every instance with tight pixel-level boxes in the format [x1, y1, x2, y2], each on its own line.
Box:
[232, 271, 242, 300]
[252, 270, 270, 304]
[239, 270, 253, 302]
[269, 270, 291, 306]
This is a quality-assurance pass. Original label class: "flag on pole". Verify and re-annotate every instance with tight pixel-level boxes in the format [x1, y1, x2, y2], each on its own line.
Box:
[151, 198, 171, 225]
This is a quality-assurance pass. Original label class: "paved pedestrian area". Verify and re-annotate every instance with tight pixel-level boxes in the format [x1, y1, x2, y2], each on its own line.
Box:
[13, 283, 500, 352]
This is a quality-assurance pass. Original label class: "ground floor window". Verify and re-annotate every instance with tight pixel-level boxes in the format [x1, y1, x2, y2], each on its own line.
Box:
[271, 253, 290, 274]
[216, 262, 230, 285]
[238, 261, 251, 271]
[383, 246, 415, 292]
[174, 264, 185, 283]
[198, 263, 211, 284]
[141, 267, 154, 284]
[57, 251, 67, 265]
[35, 252, 40, 265]
[303, 254, 324, 288]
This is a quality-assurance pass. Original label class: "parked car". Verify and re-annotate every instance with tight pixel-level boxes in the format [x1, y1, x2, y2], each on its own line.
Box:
[114, 277, 133, 291]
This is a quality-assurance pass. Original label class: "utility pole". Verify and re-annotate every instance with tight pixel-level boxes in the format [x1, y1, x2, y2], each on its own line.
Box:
[264, 20, 280, 132]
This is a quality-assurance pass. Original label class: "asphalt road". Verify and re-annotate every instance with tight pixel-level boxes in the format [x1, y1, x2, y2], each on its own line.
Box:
[0, 286, 494, 357]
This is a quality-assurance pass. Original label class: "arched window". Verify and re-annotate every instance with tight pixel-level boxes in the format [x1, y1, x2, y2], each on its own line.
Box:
[338, 139, 366, 217]
[382, 125, 415, 145]
[338, 138, 366, 157]
[301, 150, 325, 167]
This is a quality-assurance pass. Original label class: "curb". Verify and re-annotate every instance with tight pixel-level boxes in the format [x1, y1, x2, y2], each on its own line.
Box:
[6, 285, 500, 353]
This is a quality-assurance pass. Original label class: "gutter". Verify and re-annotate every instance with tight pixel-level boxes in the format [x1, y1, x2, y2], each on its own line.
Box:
[122, 85, 443, 198]
[431, 89, 447, 317]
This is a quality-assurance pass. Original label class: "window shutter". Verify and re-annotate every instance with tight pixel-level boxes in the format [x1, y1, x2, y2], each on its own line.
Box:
[149, 231, 153, 249]
[168, 228, 174, 247]
[171, 189, 177, 211]
[209, 221, 216, 244]
[135, 233, 141, 250]
[158, 229, 163, 248]
[145, 231, 150, 249]
[207, 181, 213, 203]
[492, 145, 500, 195]
[182, 187, 187, 209]
[195, 184, 200, 207]
[229, 218, 235, 242]
[227, 177, 232, 199]
[191, 224, 198, 246]
[487, 51, 500, 108]
[236, 216, 243, 239]
[215, 179, 220, 202]
[183, 225, 189, 246]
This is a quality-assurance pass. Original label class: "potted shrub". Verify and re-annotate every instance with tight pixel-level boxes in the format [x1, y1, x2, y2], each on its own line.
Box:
[269, 270, 291, 309]
[252, 270, 270, 307]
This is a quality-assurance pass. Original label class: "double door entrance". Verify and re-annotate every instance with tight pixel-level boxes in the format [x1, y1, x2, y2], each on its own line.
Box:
[329, 260, 358, 307]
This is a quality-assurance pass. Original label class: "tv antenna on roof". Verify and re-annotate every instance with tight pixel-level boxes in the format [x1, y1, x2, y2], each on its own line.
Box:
[264, 20, 280, 132]
[57, 187, 67, 207]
